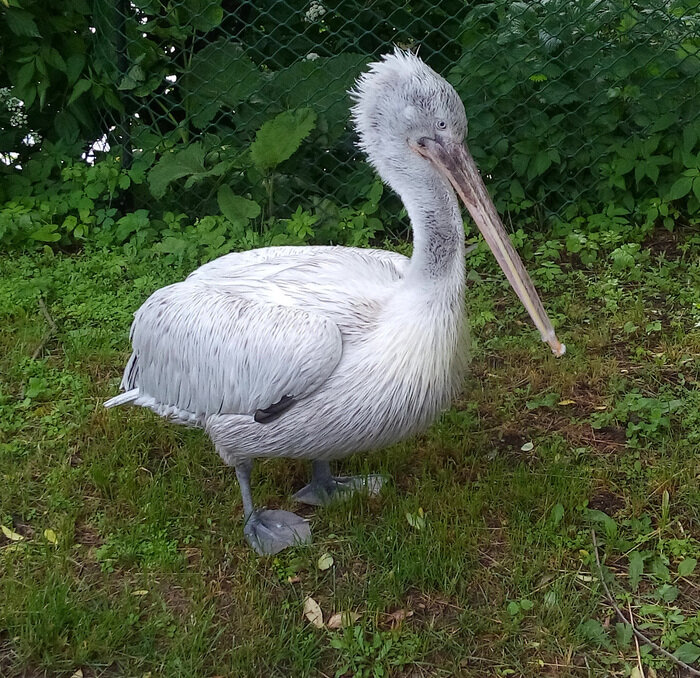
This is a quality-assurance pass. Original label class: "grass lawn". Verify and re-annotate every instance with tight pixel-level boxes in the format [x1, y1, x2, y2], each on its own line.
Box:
[1, 228, 699, 677]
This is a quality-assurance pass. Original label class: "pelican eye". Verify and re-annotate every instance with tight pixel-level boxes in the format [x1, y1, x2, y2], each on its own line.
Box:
[435, 120, 447, 130]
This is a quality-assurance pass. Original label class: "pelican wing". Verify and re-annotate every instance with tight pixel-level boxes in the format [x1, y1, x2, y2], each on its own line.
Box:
[121, 280, 343, 419]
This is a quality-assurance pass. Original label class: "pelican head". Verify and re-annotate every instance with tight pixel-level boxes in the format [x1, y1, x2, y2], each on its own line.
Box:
[351, 49, 565, 357]
[351, 49, 467, 180]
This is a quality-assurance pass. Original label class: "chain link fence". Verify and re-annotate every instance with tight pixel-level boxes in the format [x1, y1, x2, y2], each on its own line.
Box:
[3, 0, 700, 238]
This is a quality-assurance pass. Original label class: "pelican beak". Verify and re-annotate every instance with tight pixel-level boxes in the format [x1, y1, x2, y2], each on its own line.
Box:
[412, 137, 565, 357]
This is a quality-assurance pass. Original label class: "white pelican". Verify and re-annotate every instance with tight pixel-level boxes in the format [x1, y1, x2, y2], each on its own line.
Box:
[106, 49, 565, 555]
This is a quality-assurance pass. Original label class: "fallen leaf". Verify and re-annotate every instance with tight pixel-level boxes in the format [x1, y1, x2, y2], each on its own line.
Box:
[43, 528, 58, 545]
[317, 553, 334, 571]
[3, 543, 23, 553]
[132, 590, 149, 596]
[594, 406, 607, 410]
[303, 596, 324, 628]
[386, 608, 413, 628]
[520, 441, 534, 452]
[70, 670, 83, 678]
[406, 507, 425, 530]
[558, 399, 576, 406]
[576, 574, 596, 582]
[327, 611, 360, 629]
[1, 525, 24, 542]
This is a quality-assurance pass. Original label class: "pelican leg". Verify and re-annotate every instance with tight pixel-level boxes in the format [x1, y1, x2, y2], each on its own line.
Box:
[292, 460, 386, 506]
[234, 459, 311, 555]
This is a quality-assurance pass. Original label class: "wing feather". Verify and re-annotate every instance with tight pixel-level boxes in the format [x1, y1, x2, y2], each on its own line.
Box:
[123, 281, 342, 418]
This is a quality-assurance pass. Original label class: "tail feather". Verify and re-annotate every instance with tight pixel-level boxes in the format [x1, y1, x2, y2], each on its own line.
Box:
[104, 388, 140, 409]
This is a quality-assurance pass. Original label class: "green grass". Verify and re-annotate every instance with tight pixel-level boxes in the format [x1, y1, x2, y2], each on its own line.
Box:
[1, 230, 699, 677]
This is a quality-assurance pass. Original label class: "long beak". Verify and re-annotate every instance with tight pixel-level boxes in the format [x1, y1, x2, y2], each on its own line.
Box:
[413, 137, 566, 357]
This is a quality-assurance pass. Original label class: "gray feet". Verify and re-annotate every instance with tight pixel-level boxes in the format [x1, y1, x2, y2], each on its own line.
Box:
[243, 509, 311, 555]
[233, 458, 385, 556]
[293, 474, 386, 506]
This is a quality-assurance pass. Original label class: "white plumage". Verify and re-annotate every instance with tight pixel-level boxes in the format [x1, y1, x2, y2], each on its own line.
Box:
[108, 243, 467, 458]
[106, 49, 562, 555]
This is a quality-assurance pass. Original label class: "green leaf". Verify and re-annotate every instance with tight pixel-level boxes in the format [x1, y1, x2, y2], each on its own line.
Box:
[250, 109, 317, 171]
[615, 622, 633, 647]
[118, 64, 145, 91]
[628, 551, 644, 590]
[565, 233, 584, 253]
[657, 584, 679, 602]
[509, 179, 524, 201]
[693, 177, 700, 203]
[6, 8, 41, 37]
[25, 376, 48, 398]
[578, 619, 612, 649]
[678, 557, 697, 577]
[512, 153, 529, 177]
[30, 225, 61, 242]
[180, 39, 262, 128]
[43, 47, 66, 72]
[65, 54, 86, 86]
[15, 62, 35, 92]
[650, 558, 670, 582]
[192, 3, 223, 31]
[148, 144, 207, 198]
[68, 79, 92, 106]
[530, 151, 552, 178]
[667, 176, 693, 200]
[586, 509, 617, 538]
[645, 162, 659, 184]
[37, 78, 49, 109]
[550, 503, 564, 526]
[682, 126, 698, 154]
[217, 186, 261, 222]
[673, 642, 700, 664]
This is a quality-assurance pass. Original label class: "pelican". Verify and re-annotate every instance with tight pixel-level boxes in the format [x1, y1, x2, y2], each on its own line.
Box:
[105, 49, 565, 555]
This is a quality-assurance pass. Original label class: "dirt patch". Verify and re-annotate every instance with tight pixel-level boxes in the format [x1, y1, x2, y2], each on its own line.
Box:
[74, 523, 103, 548]
[158, 579, 191, 618]
[498, 431, 528, 453]
[524, 408, 627, 455]
[587, 488, 625, 515]
[644, 227, 685, 259]
[398, 591, 462, 631]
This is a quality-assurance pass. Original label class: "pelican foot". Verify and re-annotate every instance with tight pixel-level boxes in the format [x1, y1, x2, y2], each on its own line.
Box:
[293, 474, 387, 507]
[243, 509, 311, 555]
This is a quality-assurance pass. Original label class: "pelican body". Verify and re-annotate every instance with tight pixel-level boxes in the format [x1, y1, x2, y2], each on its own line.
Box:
[106, 50, 564, 554]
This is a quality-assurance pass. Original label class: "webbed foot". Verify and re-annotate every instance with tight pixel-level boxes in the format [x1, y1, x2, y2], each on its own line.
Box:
[243, 509, 311, 555]
[293, 474, 386, 506]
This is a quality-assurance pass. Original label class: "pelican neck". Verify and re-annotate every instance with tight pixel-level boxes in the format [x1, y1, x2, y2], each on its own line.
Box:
[400, 177, 465, 285]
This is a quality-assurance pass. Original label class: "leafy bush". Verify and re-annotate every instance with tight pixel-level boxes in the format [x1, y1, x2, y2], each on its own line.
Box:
[450, 0, 700, 225]
[1, 0, 698, 256]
